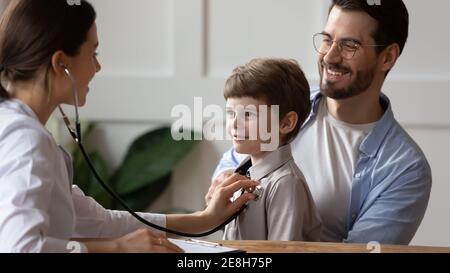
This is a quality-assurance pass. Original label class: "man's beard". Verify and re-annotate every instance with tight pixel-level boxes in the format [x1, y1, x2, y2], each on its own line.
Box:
[319, 61, 375, 100]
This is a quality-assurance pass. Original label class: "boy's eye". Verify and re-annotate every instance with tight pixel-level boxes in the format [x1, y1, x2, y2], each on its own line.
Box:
[244, 111, 257, 118]
[226, 110, 235, 118]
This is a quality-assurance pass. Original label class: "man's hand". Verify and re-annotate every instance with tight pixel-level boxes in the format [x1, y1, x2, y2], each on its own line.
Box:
[205, 170, 234, 206]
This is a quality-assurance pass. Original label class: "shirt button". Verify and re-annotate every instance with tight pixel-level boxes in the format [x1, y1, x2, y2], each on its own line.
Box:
[354, 173, 361, 179]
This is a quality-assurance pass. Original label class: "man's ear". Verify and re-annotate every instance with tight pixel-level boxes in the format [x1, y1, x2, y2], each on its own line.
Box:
[280, 111, 298, 136]
[380, 43, 400, 73]
[50, 51, 71, 75]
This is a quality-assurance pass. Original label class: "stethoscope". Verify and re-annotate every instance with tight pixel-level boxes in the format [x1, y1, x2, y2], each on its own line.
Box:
[57, 64, 257, 237]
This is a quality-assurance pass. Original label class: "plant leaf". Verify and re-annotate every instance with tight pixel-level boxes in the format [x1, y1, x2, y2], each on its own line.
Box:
[113, 173, 172, 211]
[85, 151, 113, 208]
[110, 126, 199, 195]
[70, 122, 112, 208]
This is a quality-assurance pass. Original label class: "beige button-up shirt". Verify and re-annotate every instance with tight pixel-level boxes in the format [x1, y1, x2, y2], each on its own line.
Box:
[223, 144, 321, 241]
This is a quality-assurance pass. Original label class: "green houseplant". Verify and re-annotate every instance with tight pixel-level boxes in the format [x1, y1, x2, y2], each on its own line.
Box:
[69, 124, 199, 211]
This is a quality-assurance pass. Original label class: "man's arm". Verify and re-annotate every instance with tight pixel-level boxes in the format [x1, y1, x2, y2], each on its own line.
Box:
[345, 161, 432, 245]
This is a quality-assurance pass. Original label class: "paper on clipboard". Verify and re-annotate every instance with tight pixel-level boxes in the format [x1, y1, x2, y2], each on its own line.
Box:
[168, 238, 244, 253]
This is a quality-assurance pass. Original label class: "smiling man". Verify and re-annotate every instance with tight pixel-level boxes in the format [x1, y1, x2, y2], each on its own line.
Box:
[208, 0, 432, 245]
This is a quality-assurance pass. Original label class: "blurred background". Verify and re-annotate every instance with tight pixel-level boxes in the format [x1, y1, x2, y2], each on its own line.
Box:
[1, 0, 449, 246]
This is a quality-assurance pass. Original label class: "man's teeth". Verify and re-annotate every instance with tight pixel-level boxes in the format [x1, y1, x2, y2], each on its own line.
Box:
[327, 68, 347, 76]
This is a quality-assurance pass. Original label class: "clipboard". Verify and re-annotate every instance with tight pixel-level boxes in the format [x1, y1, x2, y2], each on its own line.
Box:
[168, 238, 245, 253]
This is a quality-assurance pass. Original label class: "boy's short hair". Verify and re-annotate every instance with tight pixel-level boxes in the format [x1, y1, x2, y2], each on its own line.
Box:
[224, 58, 311, 140]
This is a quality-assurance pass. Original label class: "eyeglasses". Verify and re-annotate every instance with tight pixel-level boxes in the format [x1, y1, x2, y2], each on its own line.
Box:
[312, 33, 386, 60]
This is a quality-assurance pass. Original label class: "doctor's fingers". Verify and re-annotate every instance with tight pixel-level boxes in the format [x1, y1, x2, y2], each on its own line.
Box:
[231, 192, 255, 212]
[205, 171, 234, 205]
[205, 180, 222, 206]
[150, 237, 184, 253]
[220, 173, 249, 187]
[118, 230, 182, 253]
[221, 179, 259, 197]
[135, 228, 165, 240]
[117, 229, 163, 250]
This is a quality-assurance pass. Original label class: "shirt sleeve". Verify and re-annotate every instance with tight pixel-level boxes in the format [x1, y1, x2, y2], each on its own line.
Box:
[71, 186, 166, 239]
[345, 159, 432, 245]
[266, 174, 321, 241]
[0, 123, 87, 253]
[211, 148, 246, 181]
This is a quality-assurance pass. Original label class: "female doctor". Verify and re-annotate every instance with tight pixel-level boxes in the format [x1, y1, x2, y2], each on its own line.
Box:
[0, 0, 257, 253]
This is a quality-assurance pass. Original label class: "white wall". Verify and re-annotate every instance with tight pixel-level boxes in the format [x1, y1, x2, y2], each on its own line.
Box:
[1, 0, 449, 246]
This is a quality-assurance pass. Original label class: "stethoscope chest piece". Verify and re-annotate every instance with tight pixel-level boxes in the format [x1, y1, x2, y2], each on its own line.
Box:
[252, 185, 264, 201]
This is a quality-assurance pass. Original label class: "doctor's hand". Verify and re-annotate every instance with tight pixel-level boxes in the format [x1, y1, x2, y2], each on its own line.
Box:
[113, 229, 183, 253]
[202, 173, 259, 227]
[165, 174, 258, 234]
[204, 170, 234, 206]
[83, 229, 183, 253]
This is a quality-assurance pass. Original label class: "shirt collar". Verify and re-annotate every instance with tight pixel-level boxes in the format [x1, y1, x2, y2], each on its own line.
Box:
[3, 98, 41, 122]
[301, 87, 322, 128]
[359, 93, 395, 158]
[246, 144, 293, 181]
[306, 88, 395, 158]
[2, 99, 55, 140]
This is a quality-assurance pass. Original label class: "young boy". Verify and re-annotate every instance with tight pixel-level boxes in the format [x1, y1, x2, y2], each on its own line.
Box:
[222, 58, 321, 241]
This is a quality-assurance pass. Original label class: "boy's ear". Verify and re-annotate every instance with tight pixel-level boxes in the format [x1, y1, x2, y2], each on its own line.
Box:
[280, 111, 298, 136]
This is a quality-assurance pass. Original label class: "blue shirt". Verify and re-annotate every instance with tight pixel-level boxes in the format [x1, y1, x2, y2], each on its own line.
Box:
[213, 88, 432, 245]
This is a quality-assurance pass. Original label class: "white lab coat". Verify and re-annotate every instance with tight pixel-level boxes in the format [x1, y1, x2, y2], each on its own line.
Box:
[0, 99, 166, 253]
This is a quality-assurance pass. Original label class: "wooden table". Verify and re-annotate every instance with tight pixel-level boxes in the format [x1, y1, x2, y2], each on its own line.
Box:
[213, 240, 450, 253]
